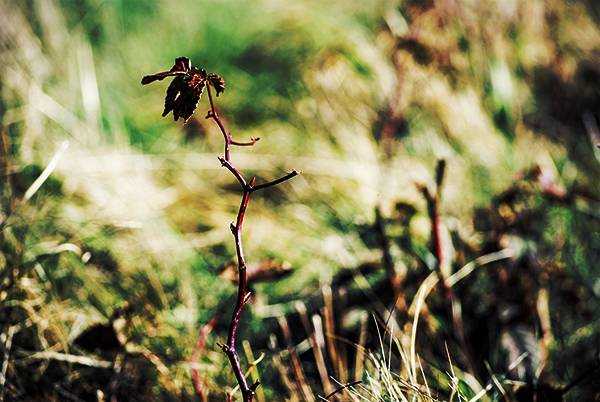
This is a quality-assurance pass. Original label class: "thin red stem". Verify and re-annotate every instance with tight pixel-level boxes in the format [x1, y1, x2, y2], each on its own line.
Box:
[206, 85, 231, 161]
[218, 157, 247, 189]
[206, 85, 259, 162]
[205, 83, 296, 402]
[223, 188, 254, 401]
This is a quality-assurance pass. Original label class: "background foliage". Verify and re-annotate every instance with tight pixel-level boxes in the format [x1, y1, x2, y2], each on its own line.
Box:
[1, 0, 599, 400]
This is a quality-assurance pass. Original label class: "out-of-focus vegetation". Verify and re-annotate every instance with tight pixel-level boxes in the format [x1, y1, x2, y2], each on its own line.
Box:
[0, 0, 599, 400]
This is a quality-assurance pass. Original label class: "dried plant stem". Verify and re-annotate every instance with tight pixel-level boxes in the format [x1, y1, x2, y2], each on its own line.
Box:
[205, 85, 297, 401]
[294, 301, 333, 395]
[374, 207, 407, 316]
[191, 314, 219, 402]
[225, 185, 255, 400]
[421, 160, 476, 376]
[277, 316, 314, 401]
[0, 325, 16, 401]
[206, 85, 259, 163]
[320, 380, 362, 400]
[242, 341, 265, 402]
[374, 207, 396, 287]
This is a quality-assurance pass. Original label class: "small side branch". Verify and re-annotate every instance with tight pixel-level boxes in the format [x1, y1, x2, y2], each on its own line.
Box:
[218, 157, 247, 188]
[206, 86, 258, 162]
[250, 171, 299, 192]
[231, 137, 260, 147]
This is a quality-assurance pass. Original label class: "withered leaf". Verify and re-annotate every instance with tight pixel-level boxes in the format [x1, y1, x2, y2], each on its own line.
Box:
[162, 76, 185, 118]
[142, 57, 226, 122]
[173, 76, 205, 122]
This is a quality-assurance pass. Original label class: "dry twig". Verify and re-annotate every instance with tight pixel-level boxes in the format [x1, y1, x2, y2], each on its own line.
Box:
[142, 58, 298, 401]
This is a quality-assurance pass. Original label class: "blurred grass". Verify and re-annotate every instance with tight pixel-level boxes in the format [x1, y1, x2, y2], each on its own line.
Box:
[1, 0, 599, 400]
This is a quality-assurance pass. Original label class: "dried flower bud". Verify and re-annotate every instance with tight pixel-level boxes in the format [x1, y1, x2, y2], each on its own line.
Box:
[173, 56, 191, 73]
[207, 73, 226, 96]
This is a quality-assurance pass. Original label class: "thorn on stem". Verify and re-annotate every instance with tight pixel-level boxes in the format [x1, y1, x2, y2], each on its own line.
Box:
[230, 223, 236, 234]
